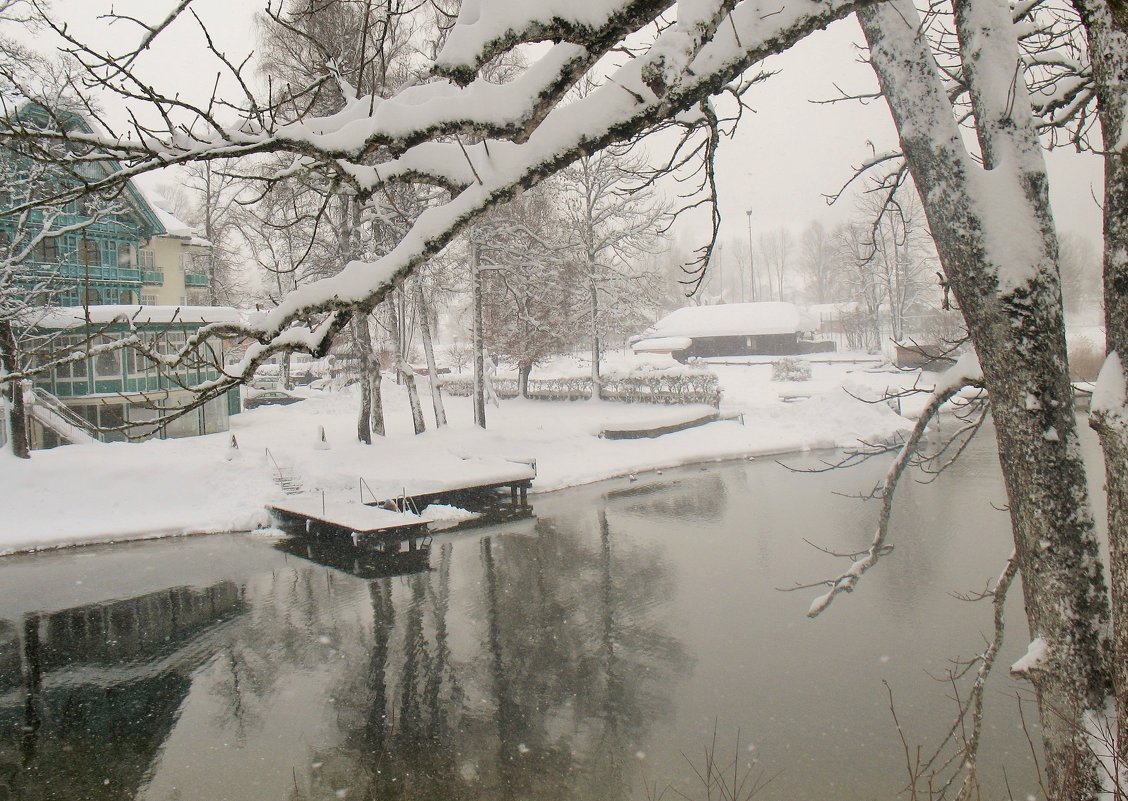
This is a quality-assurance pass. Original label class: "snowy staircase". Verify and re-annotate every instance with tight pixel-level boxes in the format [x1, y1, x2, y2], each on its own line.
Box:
[27, 388, 103, 445]
[265, 448, 303, 495]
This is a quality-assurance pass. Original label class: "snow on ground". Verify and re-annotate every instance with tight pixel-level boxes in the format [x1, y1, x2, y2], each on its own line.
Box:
[1, 352, 920, 553]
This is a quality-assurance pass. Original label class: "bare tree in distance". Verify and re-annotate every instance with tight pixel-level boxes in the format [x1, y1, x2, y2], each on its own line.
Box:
[758, 227, 793, 302]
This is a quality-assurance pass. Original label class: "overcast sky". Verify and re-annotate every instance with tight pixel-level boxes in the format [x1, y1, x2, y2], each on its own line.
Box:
[29, 2, 1107, 249]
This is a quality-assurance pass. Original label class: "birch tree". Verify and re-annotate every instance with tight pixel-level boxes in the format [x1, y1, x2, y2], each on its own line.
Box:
[560, 147, 666, 397]
[853, 3, 1110, 795]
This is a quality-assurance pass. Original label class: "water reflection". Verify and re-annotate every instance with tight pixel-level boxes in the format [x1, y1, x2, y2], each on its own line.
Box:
[607, 473, 728, 522]
[272, 512, 689, 801]
[0, 426, 1081, 801]
[0, 583, 242, 801]
[274, 536, 431, 579]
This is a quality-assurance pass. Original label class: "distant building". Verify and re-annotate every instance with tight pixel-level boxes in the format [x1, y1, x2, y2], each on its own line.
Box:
[0, 106, 212, 307]
[631, 302, 830, 360]
[26, 305, 241, 448]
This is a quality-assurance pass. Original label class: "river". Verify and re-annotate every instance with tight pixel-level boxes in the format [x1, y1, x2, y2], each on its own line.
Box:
[0, 421, 1107, 801]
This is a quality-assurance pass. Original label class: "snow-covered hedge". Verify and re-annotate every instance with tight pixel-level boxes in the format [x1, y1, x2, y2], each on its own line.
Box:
[440, 371, 721, 407]
[771, 357, 812, 382]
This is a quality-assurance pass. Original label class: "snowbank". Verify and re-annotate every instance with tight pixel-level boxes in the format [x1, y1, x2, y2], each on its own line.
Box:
[2, 357, 917, 554]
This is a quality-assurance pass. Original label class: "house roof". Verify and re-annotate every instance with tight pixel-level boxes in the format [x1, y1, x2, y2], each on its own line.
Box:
[632, 336, 693, 353]
[136, 184, 212, 246]
[7, 104, 168, 239]
[638, 302, 815, 341]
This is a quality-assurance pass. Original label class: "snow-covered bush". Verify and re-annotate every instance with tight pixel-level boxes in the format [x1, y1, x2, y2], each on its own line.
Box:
[771, 357, 812, 382]
[440, 369, 721, 407]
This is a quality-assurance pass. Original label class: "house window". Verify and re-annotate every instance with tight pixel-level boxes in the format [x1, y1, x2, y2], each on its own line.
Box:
[36, 237, 58, 262]
[117, 243, 135, 268]
[139, 249, 155, 269]
[141, 294, 158, 305]
[82, 287, 102, 305]
[82, 238, 100, 266]
[94, 343, 120, 378]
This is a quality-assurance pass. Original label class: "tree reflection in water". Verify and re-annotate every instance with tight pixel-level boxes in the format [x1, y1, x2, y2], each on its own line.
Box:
[292, 511, 688, 801]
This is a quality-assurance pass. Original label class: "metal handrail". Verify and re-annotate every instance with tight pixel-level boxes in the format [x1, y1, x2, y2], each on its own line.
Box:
[264, 447, 285, 481]
[29, 388, 104, 442]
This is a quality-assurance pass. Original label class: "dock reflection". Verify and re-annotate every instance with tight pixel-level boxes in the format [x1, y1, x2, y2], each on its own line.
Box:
[0, 582, 243, 801]
[274, 535, 432, 579]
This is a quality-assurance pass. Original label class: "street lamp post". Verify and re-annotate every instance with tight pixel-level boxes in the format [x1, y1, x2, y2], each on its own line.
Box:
[745, 210, 756, 303]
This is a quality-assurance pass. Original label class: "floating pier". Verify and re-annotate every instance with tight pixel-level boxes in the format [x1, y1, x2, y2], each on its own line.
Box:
[266, 457, 537, 545]
[269, 495, 430, 547]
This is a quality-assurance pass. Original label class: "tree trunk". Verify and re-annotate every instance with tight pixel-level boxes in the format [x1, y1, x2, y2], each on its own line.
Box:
[517, 360, 532, 399]
[1075, 0, 1128, 775]
[860, 3, 1112, 797]
[589, 274, 601, 400]
[0, 321, 29, 459]
[472, 243, 486, 428]
[355, 316, 384, 440]
[353, 318, 373, 444]
[414, 279, 447, 428]
[387, 292, 425, 435]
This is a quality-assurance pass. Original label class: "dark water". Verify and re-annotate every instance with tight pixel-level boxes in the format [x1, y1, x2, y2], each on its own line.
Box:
[0, 424, 1107, 801]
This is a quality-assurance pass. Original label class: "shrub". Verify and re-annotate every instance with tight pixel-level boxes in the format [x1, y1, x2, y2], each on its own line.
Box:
[439, 371, 722, 407]
[771, 357, 812, 382]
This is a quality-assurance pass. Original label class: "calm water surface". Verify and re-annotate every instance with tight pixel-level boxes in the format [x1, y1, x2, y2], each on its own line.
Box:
[0, 424, 1107, 801]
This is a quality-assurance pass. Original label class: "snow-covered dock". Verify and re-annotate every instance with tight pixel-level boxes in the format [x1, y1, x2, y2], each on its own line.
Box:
[356, 457, 537, 508]
[269, 496, 429, 540]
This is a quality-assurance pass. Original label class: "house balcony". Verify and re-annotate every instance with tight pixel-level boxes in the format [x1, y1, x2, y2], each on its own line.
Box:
[184, 272, 210, 287]
[142, 271, 164, 285]
[21, 260, 143, 285]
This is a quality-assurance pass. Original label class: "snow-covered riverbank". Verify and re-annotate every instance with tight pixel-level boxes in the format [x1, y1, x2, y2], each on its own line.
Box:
[0, 358, 920, 554]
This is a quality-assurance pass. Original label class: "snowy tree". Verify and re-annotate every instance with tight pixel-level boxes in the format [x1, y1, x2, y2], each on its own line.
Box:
[1058, 231, 1102, 317]
[475, 181, 574, 396]
[848, 2, 1111, 793]
[173, 160, 249, 306]
[798, 221, 840, 305]
[757, 227, 793, 302]
[559, 145, 667, 397]
[3, 0, 1128, 793]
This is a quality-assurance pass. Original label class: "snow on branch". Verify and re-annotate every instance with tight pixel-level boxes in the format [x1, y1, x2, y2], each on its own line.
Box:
[3, 0, 877, 379]
[800, 352, 984, 618]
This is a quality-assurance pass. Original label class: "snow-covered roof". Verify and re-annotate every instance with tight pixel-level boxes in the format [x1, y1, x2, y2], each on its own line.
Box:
[136, 185, 213, 245]
[631, 336, 693, 353]
[639, 302, 815, 340]
[34, 305, 243, 329]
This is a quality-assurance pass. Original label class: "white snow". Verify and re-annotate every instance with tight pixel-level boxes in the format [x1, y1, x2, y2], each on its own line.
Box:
[1, 355, 917, 554]
[420, 503, 478, 524]
[34, 305, 243, 328]
[1010, 636, 1048, 676]
[638, 302, 815, 340]
[631, 336, 693, 353]
[1091, 351, 1126, 421]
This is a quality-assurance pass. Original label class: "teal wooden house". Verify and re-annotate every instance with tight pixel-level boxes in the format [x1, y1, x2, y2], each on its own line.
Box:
[27, 306, 243, 447]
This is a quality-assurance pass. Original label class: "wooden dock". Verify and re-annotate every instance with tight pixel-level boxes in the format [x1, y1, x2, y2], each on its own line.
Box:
[269, 495, 430, 545]
[357, 459, 536, 510]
